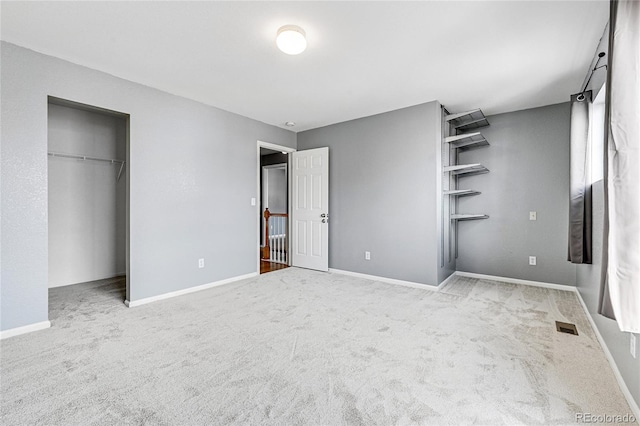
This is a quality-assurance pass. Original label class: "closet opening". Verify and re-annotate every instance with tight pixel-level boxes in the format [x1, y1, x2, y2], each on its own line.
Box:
[47, 97, 130, 322]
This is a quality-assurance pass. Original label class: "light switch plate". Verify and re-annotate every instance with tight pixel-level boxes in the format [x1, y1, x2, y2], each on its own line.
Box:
[251, 198, 256, 206]
[529, 211, 537, 221]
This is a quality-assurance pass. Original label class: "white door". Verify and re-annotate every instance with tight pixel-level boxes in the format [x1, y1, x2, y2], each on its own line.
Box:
[291, 147, 329, 271]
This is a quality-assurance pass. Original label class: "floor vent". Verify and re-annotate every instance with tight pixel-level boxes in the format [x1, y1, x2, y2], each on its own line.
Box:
[555, 321, 579, 336]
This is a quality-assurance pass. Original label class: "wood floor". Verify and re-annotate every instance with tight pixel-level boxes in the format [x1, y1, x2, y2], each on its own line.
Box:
[260, 260, 289, 274]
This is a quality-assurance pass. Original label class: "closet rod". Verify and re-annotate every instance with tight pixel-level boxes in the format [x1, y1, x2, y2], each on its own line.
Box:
[48, 151, 125, 164]
[48, 151, 126, 182]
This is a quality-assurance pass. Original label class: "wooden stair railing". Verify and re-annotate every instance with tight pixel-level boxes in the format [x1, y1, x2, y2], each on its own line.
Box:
[262, 208, 289, 263]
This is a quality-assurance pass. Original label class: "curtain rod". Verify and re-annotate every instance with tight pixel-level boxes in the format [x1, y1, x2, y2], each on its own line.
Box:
[579, 52, 607, 99]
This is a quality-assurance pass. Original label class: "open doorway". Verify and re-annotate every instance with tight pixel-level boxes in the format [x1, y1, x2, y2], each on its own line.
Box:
[257, 141, 295, 274]
[256, 141, 329, 273]
[260, 148, 289, 274]
[47, 97, 129, 322]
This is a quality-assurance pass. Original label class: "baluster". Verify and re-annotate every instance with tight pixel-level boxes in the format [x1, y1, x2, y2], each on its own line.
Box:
[268, 219, 271, 260]
[278, 217, 282, 262]
[270, 220, 274, 261]
[277, 218, 281, 263]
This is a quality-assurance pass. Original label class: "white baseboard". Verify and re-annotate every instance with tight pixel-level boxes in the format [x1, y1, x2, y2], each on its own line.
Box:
[327, 269, 574, 293]
[437, 271, 458, 290]
[455, 271, 575, 292]
[125, 272, 258, 307]
[573, 289, 640, 420]
[0, 320, 51, 340]
[329, 268, 439, 291]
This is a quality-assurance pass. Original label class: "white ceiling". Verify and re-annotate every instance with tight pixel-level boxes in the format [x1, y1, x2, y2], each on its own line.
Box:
[1, 1, 608, 132]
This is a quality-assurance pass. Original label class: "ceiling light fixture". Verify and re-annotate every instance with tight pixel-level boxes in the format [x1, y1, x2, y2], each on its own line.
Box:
[281, 151, 288, 155]
[285, 121, 296, 127]
[276, 25, 307, 55]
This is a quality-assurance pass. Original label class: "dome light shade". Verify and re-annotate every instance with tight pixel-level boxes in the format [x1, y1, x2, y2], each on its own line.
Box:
[276, 25, 307, 55]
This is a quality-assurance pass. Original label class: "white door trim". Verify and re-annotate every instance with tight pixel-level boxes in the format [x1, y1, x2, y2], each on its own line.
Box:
[256, 140, 296, 273]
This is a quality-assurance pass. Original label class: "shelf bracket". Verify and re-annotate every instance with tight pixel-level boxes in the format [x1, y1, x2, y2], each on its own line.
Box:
[117, 162, 126, 182]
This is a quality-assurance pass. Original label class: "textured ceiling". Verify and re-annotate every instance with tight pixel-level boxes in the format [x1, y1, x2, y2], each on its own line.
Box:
[1, 1, 609, 131]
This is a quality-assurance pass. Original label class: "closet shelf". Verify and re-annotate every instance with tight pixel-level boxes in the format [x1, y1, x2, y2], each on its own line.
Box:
[446, 109, 490, 131]
[443, 163, 489, 177]
[443, 189, 480, 197]
[451, 214, 489, 221]
[444, 132, 489, 151]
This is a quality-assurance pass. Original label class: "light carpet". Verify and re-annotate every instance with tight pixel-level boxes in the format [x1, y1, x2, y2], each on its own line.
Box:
[0, 268, 635, 425]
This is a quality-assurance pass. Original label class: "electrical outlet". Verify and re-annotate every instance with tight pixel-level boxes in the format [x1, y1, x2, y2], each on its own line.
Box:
[198, 258, 205, 269]
[631, 334, 637, 358]
[529, 256, 537, 266]
[529, 211, 537, 221]
[365, 251, 371, 261]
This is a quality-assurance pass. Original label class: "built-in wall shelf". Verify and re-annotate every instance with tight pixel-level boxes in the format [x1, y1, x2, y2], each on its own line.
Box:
[439, 108, 489, 268]
[446, 109, 490, 131]
[444, 132, 489, 151]
[443, 163, 489, 177]
[443, 189, 480, 197]
[451, 214, 489, 221]
[441, 105, 491, 266]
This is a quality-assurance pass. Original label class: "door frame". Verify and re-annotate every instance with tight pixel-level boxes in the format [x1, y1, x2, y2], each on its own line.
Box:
[256, 140, 296, 273]
[47, 96, 132, 303]
[261, 163, 288, 250]
[262, 163, 288, 214]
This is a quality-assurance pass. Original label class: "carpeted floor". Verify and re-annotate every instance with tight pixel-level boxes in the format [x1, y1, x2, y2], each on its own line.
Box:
[0, 268, 635, 425]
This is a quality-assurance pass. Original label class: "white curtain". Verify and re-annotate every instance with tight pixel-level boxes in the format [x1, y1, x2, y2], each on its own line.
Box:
[599, 0, 640, 333]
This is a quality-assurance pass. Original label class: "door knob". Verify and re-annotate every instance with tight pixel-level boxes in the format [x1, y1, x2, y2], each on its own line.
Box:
[320, 213, 329, 218]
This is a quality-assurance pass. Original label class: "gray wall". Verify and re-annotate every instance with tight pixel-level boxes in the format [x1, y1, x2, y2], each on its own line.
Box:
[456, 103, 577, 285]
[297, 101, 442, 286]
[48, 103, 127, 287]
[1, 42, 295, 331]
[576, 181, 640, 408]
